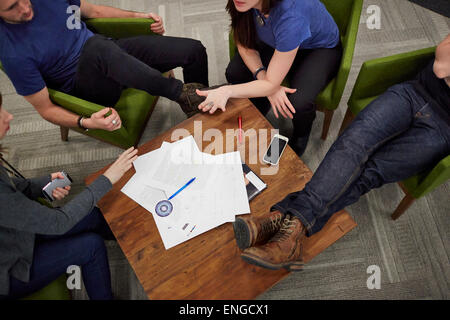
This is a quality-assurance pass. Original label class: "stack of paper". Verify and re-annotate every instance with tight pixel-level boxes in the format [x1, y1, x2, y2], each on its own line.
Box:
[121, 136, 250, 250]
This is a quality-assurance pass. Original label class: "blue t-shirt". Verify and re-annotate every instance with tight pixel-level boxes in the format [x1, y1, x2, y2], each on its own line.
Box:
[0, 0, 93, 96]
[253, 0, 340, 52]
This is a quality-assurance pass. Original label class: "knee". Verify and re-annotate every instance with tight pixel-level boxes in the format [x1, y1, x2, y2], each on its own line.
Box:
[356, 162, 385, 193]
[225, 60, 252, 84]
[79, 233, 106, 259]
[289, 93, 316, 114]
[187, 39, 207, 61]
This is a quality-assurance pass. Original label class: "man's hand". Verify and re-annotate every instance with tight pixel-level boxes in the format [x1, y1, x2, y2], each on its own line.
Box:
[50, 172, 71, 201]
[433, 33, 450, 81]
[84, 108, 122, 131]
[143, 12, 165, 35]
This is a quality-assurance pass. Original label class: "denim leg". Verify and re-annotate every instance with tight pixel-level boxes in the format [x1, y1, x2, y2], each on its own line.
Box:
[303, 100, 450, 233]
[9, 233, 112, 300]
[272, 83, 432, 235]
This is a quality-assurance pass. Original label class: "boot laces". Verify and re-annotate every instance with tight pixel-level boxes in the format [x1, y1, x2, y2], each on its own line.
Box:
[269, 216, 297, 243]
[257, 213, 283, 242]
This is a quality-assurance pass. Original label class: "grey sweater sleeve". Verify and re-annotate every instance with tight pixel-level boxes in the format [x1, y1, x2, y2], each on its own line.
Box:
[12, 175, 52, 200]
[0, 175, 113, 235]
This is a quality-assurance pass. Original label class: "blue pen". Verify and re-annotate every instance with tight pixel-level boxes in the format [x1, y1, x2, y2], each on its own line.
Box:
[168, 177, 196, 200]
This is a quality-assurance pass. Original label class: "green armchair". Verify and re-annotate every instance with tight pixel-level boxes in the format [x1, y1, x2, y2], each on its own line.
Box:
[0, 18, 166, 149]
[229, 0, 363, 140]
[338, 47, 450, 220]
[22, 198, 71, 300]
[21, 275, 71, 300]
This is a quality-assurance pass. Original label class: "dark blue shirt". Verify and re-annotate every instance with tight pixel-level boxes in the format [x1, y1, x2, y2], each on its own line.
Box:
[0, 0, 93, 96]
[253, 0, 340, 52]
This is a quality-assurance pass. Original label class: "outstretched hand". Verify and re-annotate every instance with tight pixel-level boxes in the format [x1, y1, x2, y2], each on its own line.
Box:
[196, 87, 230, 114]
[103, 147, 139, 185]
[268, 86, 297, 119]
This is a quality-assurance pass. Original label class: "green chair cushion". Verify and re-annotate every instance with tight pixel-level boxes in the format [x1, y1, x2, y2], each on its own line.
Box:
[21, 275, 70, 300]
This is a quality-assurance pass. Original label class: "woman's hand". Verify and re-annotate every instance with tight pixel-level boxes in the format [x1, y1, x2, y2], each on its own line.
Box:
[196, 87, 231, 114]
[103, 147, 139, 185]
[267, 86, 297, 119]
[50, 172, 71, 201]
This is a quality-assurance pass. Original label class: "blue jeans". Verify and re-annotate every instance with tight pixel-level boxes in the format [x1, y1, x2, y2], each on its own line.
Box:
[8, 207, 114, 300]
[272, 82, 450, 236]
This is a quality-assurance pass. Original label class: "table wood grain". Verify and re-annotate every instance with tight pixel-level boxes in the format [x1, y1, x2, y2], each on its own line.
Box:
[86, 98, 357, 300]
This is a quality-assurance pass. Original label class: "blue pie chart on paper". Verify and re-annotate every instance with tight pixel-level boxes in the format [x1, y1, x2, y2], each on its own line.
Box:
[155, 200, 173, 217]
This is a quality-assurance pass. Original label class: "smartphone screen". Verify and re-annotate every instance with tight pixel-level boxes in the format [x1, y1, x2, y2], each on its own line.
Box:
[264, 136, 288, 165]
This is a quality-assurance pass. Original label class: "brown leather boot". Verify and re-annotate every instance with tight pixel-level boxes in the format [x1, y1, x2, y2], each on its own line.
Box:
[233, 210, 285, 250]
[240, 215, 306, 271]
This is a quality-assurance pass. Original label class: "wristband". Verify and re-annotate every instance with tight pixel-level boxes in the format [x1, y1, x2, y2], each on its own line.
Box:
[77, 116, 89, 131]
[253, 66, 267, 80]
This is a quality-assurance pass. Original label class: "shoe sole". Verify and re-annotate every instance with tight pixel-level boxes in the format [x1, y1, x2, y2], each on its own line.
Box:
[232, 218, 252, 250]
[240, 252, 304, 272]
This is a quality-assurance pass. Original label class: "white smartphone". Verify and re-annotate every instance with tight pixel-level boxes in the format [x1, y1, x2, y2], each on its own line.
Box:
[263, 134, 289, 166]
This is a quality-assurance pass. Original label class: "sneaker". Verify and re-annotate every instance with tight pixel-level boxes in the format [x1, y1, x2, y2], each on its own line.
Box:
[240, 215, 306, 271]
[176, 83, 207, 118]
[232, 210, 285, 250]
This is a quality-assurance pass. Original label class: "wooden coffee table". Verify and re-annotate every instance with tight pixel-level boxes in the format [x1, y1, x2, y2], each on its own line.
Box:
[85, 98, 357, 300]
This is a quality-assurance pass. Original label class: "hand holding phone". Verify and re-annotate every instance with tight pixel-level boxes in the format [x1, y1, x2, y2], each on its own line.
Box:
[263, 134, 289, 166]
[42, 171, 73, 201]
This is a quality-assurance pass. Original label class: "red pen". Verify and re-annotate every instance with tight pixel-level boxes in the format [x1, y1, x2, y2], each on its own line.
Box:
[238, 116, 242, 144]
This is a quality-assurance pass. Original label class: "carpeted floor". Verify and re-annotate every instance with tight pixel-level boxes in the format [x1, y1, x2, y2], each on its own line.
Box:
[1, 0, 449, 300]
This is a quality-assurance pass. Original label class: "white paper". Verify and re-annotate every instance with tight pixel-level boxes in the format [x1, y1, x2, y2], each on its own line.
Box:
[121, 135, 250, 250]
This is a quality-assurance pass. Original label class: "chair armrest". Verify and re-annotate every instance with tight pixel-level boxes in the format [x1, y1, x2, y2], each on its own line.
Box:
[409, 154, 450, 198]
[84, 18, 157, 39]
[331, 0, 363, 104]
[47, 89, 105, 117]
[349, 46, 436, 105]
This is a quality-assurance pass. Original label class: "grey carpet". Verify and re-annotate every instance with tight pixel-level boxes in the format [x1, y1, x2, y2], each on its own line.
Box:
[0, 0, 449, 300]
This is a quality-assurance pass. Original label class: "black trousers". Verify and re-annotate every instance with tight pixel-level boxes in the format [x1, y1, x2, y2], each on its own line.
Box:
[225, 40, 342, 149]
[72, 34, 209, 107]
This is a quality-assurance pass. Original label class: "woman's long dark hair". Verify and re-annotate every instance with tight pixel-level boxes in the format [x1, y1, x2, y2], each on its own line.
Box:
[0, 91, 5, 155]
[226, 0, 282, 49]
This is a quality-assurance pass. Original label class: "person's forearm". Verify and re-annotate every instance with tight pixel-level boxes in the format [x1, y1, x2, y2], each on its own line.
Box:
[87, 4, 148, 19]
[39, 104, 85, 128]
[222, 79, 279, 99]
[237, 44, 265, 76]
[230, 45, 280, 97]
